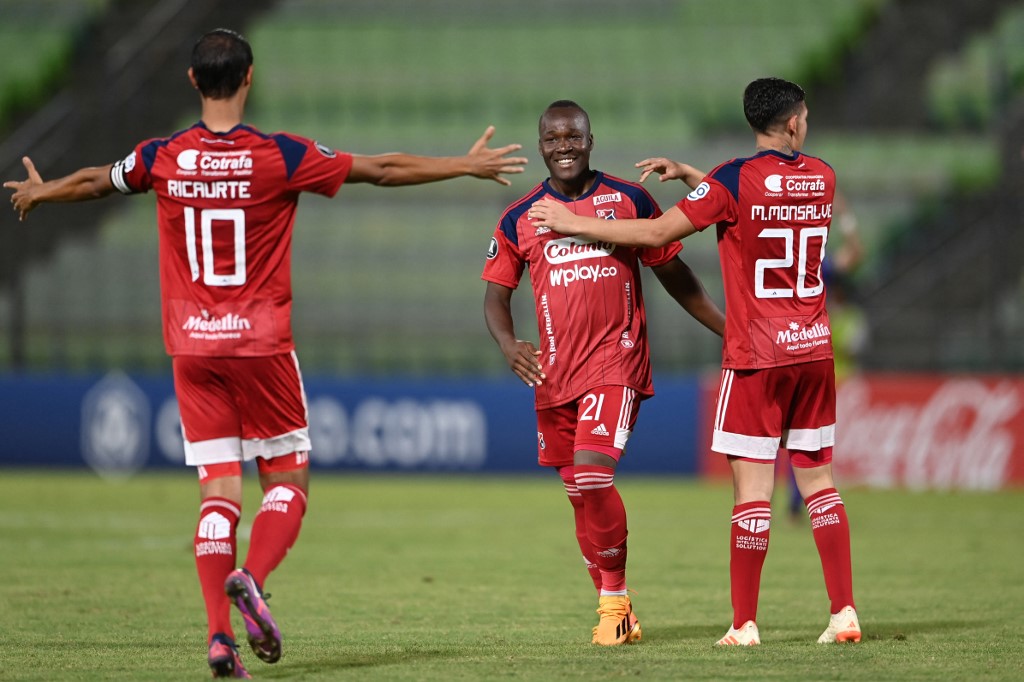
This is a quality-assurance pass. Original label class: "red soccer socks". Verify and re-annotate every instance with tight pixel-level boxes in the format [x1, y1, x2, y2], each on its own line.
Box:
[805, 488, 855, 613]
[574, 464, 628, 594]
[242, 484, 308, 587]
[195, 497, 240, 641]
[729, 501, 772, 628]
[558, 466, 602, 591]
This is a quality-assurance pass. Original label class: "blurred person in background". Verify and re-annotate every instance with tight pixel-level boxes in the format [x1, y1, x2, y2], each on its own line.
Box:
[482, 100, 724, 646]
[5, 28, 527, 679]
[527, 78, 861, 646]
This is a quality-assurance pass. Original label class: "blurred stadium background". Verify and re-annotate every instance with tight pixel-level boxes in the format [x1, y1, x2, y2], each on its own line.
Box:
[1, 0, 1022, 485]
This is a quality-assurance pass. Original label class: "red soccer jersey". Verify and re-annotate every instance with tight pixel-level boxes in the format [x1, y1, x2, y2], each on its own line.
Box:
[110, 122, 353, 356]
[678, 149, 835, 370]
[482, 172, 682, 409]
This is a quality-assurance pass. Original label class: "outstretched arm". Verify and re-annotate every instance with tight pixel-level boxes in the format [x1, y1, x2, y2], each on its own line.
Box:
[4, 157, 116, 221]
[484, 281, 546, 387]
[528, 201, 698, 248]
[636, 157, 706, 190]
[651, 257, 725, 337]
[347, 126, 528, 187]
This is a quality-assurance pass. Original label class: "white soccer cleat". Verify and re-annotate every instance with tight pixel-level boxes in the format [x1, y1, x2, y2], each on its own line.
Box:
[716, 620, 760, 646]
[818, 605, 861, 643]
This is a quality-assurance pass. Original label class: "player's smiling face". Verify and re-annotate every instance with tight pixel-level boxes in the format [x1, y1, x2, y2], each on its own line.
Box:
[539, 108, 594, 192]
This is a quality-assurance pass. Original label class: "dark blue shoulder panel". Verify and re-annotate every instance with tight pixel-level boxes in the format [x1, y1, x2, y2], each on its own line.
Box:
[601, 175, 659, 218]
[710, 158, 746, 202]
[499, 185, 546, 247]
[139, 125, 193, 172]
[271, 133, 308, 181]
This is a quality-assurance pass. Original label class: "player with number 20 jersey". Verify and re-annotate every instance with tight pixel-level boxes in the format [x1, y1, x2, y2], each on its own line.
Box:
[680, 149, 835, 370]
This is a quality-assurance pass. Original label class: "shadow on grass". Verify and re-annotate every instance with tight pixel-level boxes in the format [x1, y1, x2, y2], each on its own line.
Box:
[268, 648, 457, 676]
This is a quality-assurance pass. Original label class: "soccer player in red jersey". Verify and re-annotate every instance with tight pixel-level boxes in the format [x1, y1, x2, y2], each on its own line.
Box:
[482, 100, 724, 645]
[527, 79, 861, 646]
[5, 28, 526, 678]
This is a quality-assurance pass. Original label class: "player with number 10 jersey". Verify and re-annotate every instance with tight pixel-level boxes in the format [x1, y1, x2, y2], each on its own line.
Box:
[111, 123, 352, 357]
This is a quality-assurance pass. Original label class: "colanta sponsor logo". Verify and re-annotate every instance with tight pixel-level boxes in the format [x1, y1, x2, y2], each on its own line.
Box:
[544, 237, 615, 264]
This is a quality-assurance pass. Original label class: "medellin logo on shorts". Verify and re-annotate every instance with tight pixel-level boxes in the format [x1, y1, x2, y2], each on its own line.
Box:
[314, 141, 337, 158]
[537, 431, 546, 450]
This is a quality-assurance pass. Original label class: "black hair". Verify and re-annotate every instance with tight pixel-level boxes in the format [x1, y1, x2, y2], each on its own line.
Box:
[742, 77, 806, 134]
[190, 28, 253, 99]
[539, 100, 591, 134]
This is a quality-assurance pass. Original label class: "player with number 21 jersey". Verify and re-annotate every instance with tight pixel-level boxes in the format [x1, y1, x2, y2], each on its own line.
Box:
[483, 172, 680, 409]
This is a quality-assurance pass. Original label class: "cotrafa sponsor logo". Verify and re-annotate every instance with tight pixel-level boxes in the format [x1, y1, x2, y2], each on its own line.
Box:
[544, 236, 615, 264]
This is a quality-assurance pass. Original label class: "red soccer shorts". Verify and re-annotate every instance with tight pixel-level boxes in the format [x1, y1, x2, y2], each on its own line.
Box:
[711, 359, 836, 463]
[535, 386, 641, 468]
[173, 352, 311, 467]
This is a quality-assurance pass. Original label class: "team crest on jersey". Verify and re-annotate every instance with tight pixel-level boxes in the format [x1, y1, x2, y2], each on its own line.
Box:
[314, 141, 337, 158]
[486, 237, 499, 259]
[596, 208, 616, 220]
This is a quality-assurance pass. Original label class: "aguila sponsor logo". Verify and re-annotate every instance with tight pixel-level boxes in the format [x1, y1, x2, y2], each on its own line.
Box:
[592, 192, 621, 206]
[543, 236, 615, 264]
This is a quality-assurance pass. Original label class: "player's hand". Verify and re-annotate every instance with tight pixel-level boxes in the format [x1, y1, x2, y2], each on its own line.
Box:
[500, 339, 546, 388]
[635, 157, 687, 183]
[526, 198, 580, 234]
[466, 126, 528, 186]
[4, 156, 44, 221]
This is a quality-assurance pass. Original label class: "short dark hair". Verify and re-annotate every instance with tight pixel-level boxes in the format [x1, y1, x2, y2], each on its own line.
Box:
[539, 100, 591, 134]
[743, 78, 805, 134]
[190, 28, 253, 99]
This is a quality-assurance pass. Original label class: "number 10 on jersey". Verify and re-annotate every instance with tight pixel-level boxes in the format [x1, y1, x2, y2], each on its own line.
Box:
[184, 207, 247, 286]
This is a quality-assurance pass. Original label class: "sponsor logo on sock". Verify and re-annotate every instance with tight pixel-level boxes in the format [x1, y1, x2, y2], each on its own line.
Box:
[199, 511, 232, 540]
[596, 547, 622, 558]
[591, 423, 610, 436]
[260, 486, 295, 513]
[738, 518, 770, 533]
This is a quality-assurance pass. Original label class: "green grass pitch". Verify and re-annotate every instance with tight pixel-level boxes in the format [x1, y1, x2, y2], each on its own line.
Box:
[2, 470, 1022, 680]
